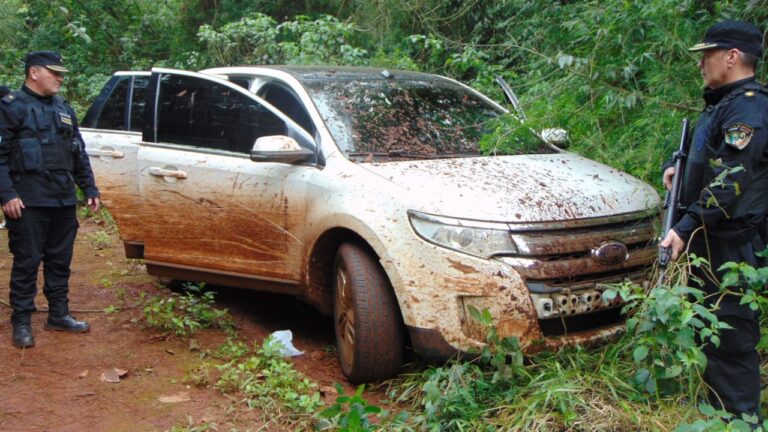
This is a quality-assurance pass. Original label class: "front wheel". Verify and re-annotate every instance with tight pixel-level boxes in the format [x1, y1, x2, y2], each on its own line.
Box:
[333, 243, 404, 383]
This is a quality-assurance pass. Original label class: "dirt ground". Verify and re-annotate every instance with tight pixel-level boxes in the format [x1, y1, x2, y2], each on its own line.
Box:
[0, 218, 368, 432]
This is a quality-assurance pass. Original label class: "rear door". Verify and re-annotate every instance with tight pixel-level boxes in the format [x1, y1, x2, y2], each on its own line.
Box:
[139, 68, 318, 284]
[81, 72, 150, 254]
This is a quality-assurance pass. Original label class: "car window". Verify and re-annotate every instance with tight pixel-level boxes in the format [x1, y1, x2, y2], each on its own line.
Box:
[303, 77, 555, 159]
[85, 76, 130, 130]
[128, 76, 149, 132]
[155, 73, 288, 154]
[257, 82, 315, 136]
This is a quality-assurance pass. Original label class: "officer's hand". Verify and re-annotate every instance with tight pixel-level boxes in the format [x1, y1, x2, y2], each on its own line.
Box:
[87, 197, 100, 213]
[1, 198, 25, 219]
[663, 167, 676, 190]
[660, 229, 685, 261]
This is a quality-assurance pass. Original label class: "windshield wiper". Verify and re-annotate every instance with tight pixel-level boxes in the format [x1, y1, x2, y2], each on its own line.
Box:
[347, 150, 480, 159]
[347, 150, 430, 159]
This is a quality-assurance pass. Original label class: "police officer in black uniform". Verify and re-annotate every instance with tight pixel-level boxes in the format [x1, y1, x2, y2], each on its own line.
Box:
[660, 21, 768, 418]
[0, 51, 100, 348]
[0, 86, 11, 229]
[0, 86, 9, 230]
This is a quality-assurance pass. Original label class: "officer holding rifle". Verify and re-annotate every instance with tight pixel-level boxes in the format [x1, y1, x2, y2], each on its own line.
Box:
[660, 20, 768, 419]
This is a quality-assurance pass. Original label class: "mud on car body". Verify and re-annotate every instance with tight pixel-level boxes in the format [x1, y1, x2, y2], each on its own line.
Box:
[81, 66, 660, 383]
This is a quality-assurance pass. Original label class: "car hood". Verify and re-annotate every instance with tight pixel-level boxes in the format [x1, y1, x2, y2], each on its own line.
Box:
[360, 153, 660, 223]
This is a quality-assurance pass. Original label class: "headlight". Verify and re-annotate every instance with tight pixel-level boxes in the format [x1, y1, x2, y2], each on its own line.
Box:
[408, 210, 518, 258]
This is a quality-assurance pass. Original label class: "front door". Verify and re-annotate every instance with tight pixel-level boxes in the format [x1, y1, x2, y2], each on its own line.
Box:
[138, 69, 316, 283]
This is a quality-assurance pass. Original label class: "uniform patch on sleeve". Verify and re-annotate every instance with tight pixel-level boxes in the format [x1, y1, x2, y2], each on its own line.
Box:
[724, 123, 754, 150]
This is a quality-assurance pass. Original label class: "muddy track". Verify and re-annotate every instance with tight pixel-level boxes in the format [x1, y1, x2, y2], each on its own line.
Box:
[0, 219, 381, 431]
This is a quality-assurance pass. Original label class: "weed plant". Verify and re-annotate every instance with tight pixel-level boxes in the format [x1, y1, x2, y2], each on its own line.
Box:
[214, 335, 322, 429]
[142, 283, 233, 336]
[87, 230, 112, 249]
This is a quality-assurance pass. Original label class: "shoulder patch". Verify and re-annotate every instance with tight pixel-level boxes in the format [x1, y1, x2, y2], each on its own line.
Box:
[2, 93, 16, 104]
[745, 91, 755, 97]
[724, 123, 754, 150]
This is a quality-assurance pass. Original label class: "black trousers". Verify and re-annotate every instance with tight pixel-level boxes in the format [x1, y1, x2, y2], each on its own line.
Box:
[689, 234, 763, 418]
[5, 206, 78, 324]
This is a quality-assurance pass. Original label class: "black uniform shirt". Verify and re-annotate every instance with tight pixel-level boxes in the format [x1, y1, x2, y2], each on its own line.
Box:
[673, 77, 768, 244]
[0, 85, 99, 207]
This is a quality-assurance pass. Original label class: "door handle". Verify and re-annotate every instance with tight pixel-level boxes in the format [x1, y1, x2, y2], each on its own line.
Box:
[148, 167, 188, 179]
[88, 148, 125, 158]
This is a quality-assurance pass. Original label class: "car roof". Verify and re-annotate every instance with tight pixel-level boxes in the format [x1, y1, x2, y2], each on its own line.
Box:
[201, 66, 445, 83]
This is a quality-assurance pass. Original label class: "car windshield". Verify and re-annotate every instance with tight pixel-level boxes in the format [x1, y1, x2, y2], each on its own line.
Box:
[302, 76, 548, 160]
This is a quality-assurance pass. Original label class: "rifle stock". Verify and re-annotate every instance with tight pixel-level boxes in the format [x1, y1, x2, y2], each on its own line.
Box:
[659, 118, 691, 269]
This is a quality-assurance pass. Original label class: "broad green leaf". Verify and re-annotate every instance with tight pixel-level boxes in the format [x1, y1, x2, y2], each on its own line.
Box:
[633, 345, 649, 363]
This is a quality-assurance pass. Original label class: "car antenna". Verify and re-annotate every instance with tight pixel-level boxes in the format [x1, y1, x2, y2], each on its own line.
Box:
[494, 76, 527, 121]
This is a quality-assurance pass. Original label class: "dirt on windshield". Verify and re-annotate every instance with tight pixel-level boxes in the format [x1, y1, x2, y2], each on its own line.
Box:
[0, 218, 370, 432]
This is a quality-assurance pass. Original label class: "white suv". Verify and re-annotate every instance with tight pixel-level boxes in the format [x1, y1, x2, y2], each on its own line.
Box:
[81, 66, 660, 382]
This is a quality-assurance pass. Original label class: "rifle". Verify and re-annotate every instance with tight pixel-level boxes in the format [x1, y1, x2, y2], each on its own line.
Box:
[659, 118, 691, 271]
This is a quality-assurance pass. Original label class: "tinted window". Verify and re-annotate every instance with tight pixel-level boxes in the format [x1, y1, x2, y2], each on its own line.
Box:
[156, 74, 287, 153]
[128, 76, 149, 132]
[258, 83, 315, 136]
[93, 76, 130, 130]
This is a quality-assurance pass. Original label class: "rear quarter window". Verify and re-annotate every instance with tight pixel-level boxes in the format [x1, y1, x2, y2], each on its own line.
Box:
[82, 75, 150, 132]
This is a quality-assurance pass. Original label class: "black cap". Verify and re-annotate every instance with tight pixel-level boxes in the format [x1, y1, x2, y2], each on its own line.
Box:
[688, 20, 763, 58]
[24, 51, 69, 73]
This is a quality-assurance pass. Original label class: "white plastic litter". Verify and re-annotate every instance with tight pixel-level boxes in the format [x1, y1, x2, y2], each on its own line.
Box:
[269, 330, 304, 357]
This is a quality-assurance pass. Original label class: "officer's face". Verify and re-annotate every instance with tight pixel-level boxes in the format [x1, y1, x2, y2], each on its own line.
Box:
[28, 66, 64, 96]
[698, 49, 732, 89]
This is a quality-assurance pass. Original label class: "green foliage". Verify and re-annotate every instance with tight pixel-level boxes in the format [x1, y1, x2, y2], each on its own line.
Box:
[215, 335, 322, 425]
[603, 278, 725, 398]
[318, 384, 384, 432]
[676, 403, 768, 432]
[213, 337, 250, 360]
[478, 113, 554, 156]
[142, 283, 232, 336]
[87, 230, 112, 249]
[198, 13, 368, 67]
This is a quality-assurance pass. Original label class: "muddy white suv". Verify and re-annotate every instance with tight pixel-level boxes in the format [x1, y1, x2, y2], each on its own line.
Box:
[81, 66, 659, 382]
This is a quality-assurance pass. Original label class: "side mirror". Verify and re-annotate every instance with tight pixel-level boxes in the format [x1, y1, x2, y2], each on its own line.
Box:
[540, 128, 569, 149]
[250, 136, 314, 164]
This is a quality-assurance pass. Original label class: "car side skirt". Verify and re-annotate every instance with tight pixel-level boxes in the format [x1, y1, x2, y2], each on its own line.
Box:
[145, 260, 302, 295]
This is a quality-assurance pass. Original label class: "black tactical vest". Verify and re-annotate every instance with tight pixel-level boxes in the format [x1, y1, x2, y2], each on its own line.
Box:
[682, 82, 768, 240]
[8, 90, 78, 174]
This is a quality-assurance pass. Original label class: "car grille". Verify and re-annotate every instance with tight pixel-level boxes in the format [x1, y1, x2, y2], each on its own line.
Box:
[497, 212, 657, 331]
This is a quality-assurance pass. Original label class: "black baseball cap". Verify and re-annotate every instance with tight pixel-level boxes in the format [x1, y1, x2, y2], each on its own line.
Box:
[688, 20, 763, 58]
[24, 51, 69, 73]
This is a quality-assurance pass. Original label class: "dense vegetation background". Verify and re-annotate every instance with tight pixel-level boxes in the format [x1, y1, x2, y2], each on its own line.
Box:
[1, 0, 766, 187]
[2, 2, 768, 429]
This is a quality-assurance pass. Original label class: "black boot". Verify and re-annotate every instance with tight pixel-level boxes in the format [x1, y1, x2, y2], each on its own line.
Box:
[44, 314, 90, 333]
[12, 323, 35, 348]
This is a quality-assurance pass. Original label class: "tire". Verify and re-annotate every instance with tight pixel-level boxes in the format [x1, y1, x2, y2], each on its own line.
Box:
[333, 242, 404, 383]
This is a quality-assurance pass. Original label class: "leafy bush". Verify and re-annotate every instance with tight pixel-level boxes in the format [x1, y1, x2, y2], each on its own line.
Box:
[198, 13, 368, 67]
[143, 283, 232, 336]
[319, 384, 385, 432]
[215, 335, 322, 425]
